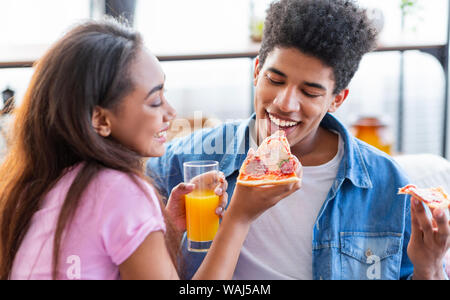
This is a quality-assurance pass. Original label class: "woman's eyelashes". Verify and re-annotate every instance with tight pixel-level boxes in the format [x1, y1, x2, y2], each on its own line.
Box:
[148, 90, 168, 107]
[150, 99, 162, 107]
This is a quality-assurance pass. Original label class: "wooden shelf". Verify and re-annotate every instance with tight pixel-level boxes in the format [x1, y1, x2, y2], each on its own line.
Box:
[0, 41, 446, 69]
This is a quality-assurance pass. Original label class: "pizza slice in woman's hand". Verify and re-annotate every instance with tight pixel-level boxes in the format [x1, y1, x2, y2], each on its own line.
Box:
[237, 130, 302, 186]
[398, 184, 450, 209]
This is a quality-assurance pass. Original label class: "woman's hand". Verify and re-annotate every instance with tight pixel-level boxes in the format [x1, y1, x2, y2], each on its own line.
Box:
[165, 171, 228, 232]
[408, 197, 450, 279]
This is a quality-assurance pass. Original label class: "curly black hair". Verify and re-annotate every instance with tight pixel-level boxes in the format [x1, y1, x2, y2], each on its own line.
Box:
[259, 0, 378, 94]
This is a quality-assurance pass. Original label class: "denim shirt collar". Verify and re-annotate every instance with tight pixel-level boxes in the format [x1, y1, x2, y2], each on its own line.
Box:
[321, 113, 373, 189]
[224, 113, 373, 189]
[218, 116, 253, 177]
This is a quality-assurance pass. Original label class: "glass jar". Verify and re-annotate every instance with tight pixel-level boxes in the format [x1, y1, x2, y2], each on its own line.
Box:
[352, 116, 393, 155]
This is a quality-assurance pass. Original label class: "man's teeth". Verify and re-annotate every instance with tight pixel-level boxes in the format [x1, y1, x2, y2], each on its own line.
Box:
[269, 114, 299, 127]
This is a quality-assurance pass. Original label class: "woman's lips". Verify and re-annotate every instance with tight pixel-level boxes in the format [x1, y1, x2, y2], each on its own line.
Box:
[154, 124, 170, 143]
[153, 131, 167, 144]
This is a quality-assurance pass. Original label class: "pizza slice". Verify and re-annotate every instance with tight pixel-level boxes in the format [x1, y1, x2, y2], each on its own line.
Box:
[398, 184, 450, 209]
[237, 130, 302, 186]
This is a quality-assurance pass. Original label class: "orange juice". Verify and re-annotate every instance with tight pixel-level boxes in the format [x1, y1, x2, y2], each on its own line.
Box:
[185, 190, 220, 242]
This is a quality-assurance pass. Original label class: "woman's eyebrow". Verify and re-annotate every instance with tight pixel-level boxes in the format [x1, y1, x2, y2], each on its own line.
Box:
[145, 75, 166, 99]
[145, 83, 164, 99]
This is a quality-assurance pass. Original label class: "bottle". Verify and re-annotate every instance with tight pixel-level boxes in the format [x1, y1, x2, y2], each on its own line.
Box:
[2, 87, 15, 114]
[0, 87, 15, 161]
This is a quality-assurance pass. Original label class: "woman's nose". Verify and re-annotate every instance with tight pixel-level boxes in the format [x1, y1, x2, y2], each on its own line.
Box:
[164, 101, 177, 122]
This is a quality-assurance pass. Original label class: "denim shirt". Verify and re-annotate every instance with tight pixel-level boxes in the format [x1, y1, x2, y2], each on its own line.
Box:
[147, 113, 414, 280]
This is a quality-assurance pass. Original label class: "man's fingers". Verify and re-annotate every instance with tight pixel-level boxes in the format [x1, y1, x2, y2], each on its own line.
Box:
[432, 208, 450, 246]
[253, 181, 300, 205]
[413, 198, 436, 245]
[410, 198, 425, 246]
[292, 156, 303, 178]
[277, 181, 301, 199]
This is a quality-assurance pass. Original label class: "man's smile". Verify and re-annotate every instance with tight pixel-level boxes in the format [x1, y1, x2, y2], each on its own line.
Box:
[264, 110, 302, 139]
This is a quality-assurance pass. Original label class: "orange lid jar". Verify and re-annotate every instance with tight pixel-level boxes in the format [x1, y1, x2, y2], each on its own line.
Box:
[352, 117, 393, 155]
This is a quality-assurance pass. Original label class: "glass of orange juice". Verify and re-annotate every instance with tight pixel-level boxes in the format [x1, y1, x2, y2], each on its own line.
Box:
[183, 160, 220, 252]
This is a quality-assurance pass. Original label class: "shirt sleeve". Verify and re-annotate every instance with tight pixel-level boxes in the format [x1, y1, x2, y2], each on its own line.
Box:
[97, 173, 166, 266]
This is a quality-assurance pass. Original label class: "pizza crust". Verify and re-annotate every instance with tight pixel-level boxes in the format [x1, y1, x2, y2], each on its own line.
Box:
[237, 176, 301, 187]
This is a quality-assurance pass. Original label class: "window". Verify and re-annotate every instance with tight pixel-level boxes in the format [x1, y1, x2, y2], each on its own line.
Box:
[134, 0, 252, 54]
[1, 0, 91, 49]
[134, 0, 258, 122]
[0, 0, 449, 155]
[0, 0, 91, 107]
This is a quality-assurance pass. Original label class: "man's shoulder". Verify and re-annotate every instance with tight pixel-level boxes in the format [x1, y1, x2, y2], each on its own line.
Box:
[354, 137, 395, 163]
[353, 137, 409, 182]
[169, 119, 245, 145]
[165, 118, 248, 158]
[323, 114, 406, 180]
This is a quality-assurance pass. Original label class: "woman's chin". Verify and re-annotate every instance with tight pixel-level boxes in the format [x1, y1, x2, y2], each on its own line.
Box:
[145, 145, 166, 158]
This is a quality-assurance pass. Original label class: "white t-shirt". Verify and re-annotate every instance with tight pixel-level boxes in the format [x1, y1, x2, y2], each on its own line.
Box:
[232, 127, 344, 280]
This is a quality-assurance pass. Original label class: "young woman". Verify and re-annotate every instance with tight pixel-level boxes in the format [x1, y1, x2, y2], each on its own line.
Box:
[0, 18, 301, 280]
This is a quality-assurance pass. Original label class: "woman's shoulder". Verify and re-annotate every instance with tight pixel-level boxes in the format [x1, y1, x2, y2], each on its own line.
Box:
[58, 163, 150, 193]
[49, 163, 160, 213]
[51, 163, 159, 211]
[92, 167, 157, 200]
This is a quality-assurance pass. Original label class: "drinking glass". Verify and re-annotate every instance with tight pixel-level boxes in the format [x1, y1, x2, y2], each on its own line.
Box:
[183, 160, 220, 252]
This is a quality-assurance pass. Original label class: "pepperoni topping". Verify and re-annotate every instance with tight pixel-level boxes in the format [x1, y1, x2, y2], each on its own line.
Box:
[280, 160, 295, 174]
[245, 158, 268, 176]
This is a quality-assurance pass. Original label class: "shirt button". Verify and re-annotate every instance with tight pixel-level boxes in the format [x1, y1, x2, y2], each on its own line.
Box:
[365, 248, 373, 257]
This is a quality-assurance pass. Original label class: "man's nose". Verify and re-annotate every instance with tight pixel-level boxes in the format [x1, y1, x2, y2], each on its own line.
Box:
[274, 87, 300, 112]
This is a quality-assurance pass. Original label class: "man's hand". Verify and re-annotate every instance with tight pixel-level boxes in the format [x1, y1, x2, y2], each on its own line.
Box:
[408, 197, 450, 280]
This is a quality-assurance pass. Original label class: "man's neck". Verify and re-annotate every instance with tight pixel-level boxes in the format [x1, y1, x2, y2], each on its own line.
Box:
[290, 127, 339, 166]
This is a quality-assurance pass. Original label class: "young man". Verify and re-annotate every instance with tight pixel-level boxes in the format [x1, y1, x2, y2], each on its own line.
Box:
[147, 0, 449, 279]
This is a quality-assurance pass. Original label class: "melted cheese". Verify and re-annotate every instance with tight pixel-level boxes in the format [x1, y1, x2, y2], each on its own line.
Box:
[256, 138, 290, 172]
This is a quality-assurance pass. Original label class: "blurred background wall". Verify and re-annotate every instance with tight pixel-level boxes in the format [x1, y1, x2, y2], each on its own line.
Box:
[0, 0, 449, 157]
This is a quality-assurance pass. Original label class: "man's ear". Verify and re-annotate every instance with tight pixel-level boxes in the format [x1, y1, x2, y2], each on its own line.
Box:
[92, 106, 112, 137]
[328, 88, 349, 113]
[253, 56, 261, 86]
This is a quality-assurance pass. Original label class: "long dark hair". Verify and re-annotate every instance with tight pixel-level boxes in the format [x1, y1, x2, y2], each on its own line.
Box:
[0, 18, 178, 279]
